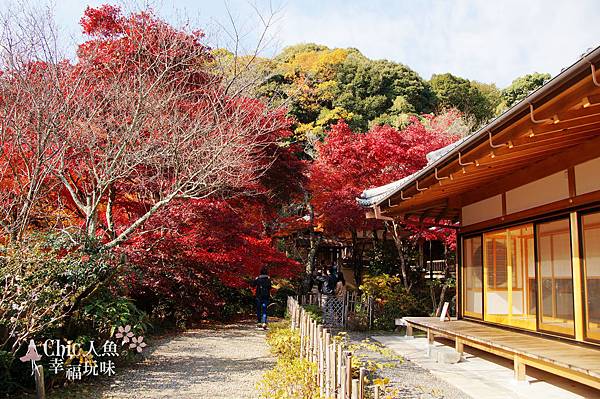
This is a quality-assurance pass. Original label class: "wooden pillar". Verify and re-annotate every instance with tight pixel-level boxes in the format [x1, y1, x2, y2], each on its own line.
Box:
[455, 338, 464, 354]
[406, 324, 413, 337]
[507, 229, 513, 322]
[427, 329, 434, 344]
[513, 354, 526, 381]
[570, 212, 585, 342]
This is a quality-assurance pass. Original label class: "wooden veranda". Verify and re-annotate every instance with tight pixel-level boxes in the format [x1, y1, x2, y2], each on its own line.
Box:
[403, 317, 600, 391]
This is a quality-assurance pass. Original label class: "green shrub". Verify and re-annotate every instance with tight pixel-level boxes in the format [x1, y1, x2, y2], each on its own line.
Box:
[78, 291, 149, 338]
[0, 234, 151, 394]
[360, 274, 429, 330]
[302, 304, 322, 324]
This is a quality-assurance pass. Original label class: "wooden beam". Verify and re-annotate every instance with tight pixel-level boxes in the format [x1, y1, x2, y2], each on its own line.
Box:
[393, 127, 600, 207]
[568, 167, 576, 198]
[553, 103, 600, 124]
[532, 112, 600, 135]
[400, 81, 600, 202]
[459, 189, 600, 234]
[460, 133, 600, 206]
[588, 93, 600, 105]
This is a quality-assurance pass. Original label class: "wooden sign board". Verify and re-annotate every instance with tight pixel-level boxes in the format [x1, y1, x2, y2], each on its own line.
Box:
[439, 302, 450, 322]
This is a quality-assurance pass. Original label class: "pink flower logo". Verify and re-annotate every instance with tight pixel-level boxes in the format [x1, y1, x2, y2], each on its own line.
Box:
[129, 336, 147, 353]
[115, 325, 134, 345]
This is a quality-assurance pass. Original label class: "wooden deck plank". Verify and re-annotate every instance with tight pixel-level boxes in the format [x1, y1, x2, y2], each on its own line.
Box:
[403, 317, 600, 384]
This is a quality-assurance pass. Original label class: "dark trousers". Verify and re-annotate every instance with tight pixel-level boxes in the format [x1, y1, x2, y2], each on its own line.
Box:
[256, 297, 268, 324]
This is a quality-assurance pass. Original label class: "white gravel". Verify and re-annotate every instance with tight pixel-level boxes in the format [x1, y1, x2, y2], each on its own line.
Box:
[97, 321, 274, 399]
[349, 332, 470, 399]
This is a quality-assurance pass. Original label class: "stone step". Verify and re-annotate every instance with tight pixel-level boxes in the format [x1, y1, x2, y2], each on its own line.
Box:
[426, 345, 462, 364]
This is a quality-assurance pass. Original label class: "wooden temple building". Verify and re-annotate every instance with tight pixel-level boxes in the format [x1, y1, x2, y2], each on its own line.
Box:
[358, 45, 600, 390]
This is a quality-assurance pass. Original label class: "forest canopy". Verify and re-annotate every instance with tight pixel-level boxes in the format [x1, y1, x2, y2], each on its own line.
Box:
[256, 43, 550, 156]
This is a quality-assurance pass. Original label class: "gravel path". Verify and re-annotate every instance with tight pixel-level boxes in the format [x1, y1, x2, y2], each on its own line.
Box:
[48, 321, 274, 399]
[104, 321, 273, 398]
[349, 333, 469, 399]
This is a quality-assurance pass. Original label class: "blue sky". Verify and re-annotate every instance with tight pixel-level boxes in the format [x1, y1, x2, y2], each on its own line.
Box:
[9, 0, 600, 87]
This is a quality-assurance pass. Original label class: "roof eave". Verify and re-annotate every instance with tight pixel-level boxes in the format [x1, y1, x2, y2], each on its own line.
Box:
[361, 45, 600, 209]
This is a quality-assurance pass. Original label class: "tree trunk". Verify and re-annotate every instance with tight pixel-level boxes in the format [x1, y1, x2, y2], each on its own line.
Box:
[435, 284, 449, 316]
[391, 221, 410, 292]
[417, 240, 424, 271]
[351, 229, 364, 288]
[435, 244, 454, 316]
[306, 234, 321, 275]
[430, 284, 437, 314]
[371, 228, 379, 249]
[305, 197, 320, 275]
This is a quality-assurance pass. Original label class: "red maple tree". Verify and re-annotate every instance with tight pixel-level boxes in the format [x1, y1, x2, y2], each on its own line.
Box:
[0, 4, 305, 319]
[309, 115, 460, 286]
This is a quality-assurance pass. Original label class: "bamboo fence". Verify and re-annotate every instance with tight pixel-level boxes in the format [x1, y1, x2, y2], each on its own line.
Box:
[287, 297, 380, 399]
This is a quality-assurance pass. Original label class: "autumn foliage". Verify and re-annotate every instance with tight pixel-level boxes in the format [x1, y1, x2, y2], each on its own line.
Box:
[310, 115, 460, 237]
[0, 2, 470, 330]
[0, 4, 303, 325]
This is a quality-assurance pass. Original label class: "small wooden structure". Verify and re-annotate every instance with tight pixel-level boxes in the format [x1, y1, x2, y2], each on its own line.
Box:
[358, 45, 600, 390]
[403, 317, 600, 389]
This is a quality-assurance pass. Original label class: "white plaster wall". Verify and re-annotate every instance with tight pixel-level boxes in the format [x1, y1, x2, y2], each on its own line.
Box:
[462, 195, 503, 226]
[505, 171, 569, 214]
[575, 156, 600, 195]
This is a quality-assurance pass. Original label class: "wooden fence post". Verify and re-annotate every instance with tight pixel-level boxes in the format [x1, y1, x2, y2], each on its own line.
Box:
[302, 310, 308, 358]
[325, 331, 331, 397]
[35, 365, 45, 399]
[313, 321, 318, 363]
[351, 379, 359, 399]
[337, 344, 343, 399]
[359, 367, 366, 399]
[308, 320, 313, 362]
[373, 385, 380, 399]
[339, 365, 346, 399]
[299, 309, 304, 358]
[317, 325, 324, 397]
[345, 351, 352, 399]
[331, 342, 337, 399]
[291, 296, 361, 399]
